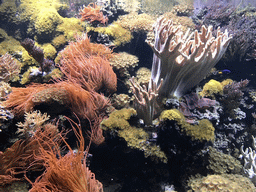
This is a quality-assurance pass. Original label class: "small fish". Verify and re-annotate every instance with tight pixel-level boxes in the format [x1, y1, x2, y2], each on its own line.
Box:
[212, 69, 231, 75]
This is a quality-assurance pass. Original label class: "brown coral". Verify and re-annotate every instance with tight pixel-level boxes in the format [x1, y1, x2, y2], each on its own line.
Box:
[0, 53, 21, 82]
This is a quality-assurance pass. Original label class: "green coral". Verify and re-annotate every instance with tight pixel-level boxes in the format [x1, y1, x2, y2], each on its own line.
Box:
[56, 17, 85, 41]
[101, 108, 167, 163]
[19, 0, 84, 43]
[87, 23, 133, 46]
[41, 43, 57, 59]
[199, 79, 223, 98]
[34, 7, 62, 36]
[0, 33, 24, 56]
[199, 79, 233, 98]
[160, 109, 215, 142]
[207, 147, 242, 175]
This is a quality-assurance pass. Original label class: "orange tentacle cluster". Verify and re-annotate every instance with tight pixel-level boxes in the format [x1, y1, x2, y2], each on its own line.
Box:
[59, 33, 117, 93]
[79, 3, 108, 25]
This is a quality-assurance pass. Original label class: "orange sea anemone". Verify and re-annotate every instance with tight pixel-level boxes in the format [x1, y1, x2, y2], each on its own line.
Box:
[29, 118, 103, 192]
[0, 123, 62, 186]
[59, 34, 117, 93]
[3, 81, 111, 121]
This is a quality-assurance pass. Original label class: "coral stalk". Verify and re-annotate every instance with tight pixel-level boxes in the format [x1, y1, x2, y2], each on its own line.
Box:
[147, 16, 232, 98]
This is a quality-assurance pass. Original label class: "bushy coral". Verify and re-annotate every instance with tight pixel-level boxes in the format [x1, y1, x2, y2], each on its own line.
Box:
[115, 13, 155, 33]
[220, 79, 249, 116]
[199, 79, 233, 98]
[16, 110, 50, 138]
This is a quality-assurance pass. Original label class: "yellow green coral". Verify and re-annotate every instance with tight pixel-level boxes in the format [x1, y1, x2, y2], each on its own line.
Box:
[87, 23, 133, 46]
[56, 17, 85, 41]
[101, 108, 167, 163]
[160, 109, 215, 142]
[199, 79, 233, 98]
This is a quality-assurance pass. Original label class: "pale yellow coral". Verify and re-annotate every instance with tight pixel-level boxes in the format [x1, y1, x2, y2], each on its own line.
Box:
[116, 13, 155, 33]
[110, 52, 139, 77]
[16, 110, 50, 137]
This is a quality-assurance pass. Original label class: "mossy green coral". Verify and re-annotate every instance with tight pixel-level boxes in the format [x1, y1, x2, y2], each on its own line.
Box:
[207, 147, 242, 175]
[40, 43, 57, 59]
[56, 17, 85, 41]
[101, 108, 167, 163]
[34, 7, 62, 35]
[160, 109, 215, 142]
[87, 23, 133, 46]
[199, 79, 233, 98]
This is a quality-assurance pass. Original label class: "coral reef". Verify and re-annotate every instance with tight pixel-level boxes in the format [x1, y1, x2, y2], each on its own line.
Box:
[115, 13, 155, 33]
[148, 16, 232, 98]
[87, 23, 133, 46]
[240, 135, 256, 185]
[21, 38, 54, 73]
[3, 81, 110, 121]
[207, 147, 242, 175]
[199, 79, 233, 98]
[220, 79, 249, 116]
[29, 119, 104, 192]
[0, 122, 62, 186]
[160, 109, 215, 142]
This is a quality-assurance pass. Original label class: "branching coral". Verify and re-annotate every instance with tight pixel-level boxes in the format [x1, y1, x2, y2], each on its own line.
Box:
[79, 2, 108, 25]
[16, 110, 50, 138]
[129, 76, 163, 125]
[220, 79, 249, 116]
[59, 33, 117, 93]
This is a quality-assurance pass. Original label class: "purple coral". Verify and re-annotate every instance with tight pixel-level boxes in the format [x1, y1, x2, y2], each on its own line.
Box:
[21, 38, 54, 73]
